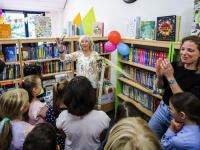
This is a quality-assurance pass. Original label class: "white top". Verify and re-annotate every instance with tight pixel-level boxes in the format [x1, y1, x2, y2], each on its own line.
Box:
[61, 51, 101, 88]
[56, 110, 110, 150]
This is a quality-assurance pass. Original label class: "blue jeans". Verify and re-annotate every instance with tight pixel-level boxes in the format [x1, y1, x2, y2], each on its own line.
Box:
[148, 100, 173, 139]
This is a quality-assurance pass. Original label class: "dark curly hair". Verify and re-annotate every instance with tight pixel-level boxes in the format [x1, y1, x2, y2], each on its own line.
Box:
[64, 76, 96, 116]
[0, 59, 5, 74]
[23, 65, 42, 78]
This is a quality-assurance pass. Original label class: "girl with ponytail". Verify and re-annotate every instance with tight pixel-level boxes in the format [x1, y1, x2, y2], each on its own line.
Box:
[161, 92, 200, 149]
[45, 79, 69, 150]
[0, 89, 34, 150]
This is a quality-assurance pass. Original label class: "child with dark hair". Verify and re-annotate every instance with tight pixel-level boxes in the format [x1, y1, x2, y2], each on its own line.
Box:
[45, 79, 69, 150]
[161, 92, 200, 150]
[116, 101, 148, 123]
[23, 65, 44, 102]
[22, 123, 59, 150]
[56, 76, 110, 150]
[0, 60, 5, 75]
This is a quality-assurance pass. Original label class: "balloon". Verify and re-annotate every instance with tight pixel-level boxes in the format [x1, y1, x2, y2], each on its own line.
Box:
[117, 43, 130, 55]
[0, 17, 5, 24]
[0, 10, 2, 16]
[108, 31, 121, 44]
[104, 41, 117, 52]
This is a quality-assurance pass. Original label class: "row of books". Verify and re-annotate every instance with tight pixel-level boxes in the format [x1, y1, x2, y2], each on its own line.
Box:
[123, 49, 168, 68]
[74, 41, 108, 54]
[123, 83, 160, 112]
[21, 44, 70, 60]
[0, 64, 21, 80]
[125, 15, 179, 41]
[23, 61, 71, 75]
[122, 65, 164, 95]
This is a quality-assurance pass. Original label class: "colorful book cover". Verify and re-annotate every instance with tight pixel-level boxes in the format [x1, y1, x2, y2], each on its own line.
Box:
[22, 47, 28, 60]
[34, 16, 51, 38]
[125, 16, 140, 39]
[4, 45, 17, 62]
[140, 21, 155, 40]
[92, 22, 104, 37]
[156, 15, 176, 41]
[191, 0, 200, 36]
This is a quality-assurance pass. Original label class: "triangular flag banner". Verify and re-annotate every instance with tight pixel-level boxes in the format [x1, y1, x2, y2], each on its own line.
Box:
[14, 19, 18, 25]
[73, 12, 81, 27]
[24, 17, 28, 24]
[82, 7, 96, 36]
[18, 18, 23, 25]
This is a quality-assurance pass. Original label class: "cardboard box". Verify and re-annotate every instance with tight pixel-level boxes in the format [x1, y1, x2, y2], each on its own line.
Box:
[101, 92, 116, 104]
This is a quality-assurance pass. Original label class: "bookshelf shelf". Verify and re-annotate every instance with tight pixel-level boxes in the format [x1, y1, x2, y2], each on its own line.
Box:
[0, 39, 18, 44]
[71, 36, 108, 41]
[121, 38, 171, 48]
[95, 100, 115, 112]
[119, 60, 156, 72]
[118, 77, 162, 99]
[42, 71, 73, 77]
[22, 58, 60, 63]
[19, 37, 72, 43]
[0, 78, 21, 85]
[5, 61, 20, 65]
[117, 93, 153, 117]
[99, 53, 110, 56]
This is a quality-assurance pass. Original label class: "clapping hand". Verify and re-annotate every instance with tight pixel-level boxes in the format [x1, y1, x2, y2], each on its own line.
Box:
[160, 58, 174, 80]
[156, 58, 164, 77]
[169, 119, 183, 133]
[55, 37, 63, 51]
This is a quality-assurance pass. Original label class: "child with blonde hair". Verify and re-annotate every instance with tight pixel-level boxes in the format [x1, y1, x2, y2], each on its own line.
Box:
[45, 79, 69, 150]
[161, 92, 200, 150]
[0, 89, 34, 150]
[104, 117, 162, 150]
[19, 75, 48, 125]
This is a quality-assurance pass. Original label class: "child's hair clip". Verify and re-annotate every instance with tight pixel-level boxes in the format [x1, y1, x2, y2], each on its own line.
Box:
[22, 80, 25, 82]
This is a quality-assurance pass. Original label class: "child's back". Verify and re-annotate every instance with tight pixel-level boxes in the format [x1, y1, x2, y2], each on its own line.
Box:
[57, 110, 110, 150]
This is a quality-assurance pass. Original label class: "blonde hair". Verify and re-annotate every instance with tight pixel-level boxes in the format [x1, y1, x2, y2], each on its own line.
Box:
[79, 35, 95, 51]
[53, 79, 69, 118]
[19, 75, 40, 103]
[0, 89, 29, 150]
[104, 117, 162, 150]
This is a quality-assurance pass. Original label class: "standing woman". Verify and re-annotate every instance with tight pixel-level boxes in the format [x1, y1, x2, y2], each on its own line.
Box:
[55, 35, 101, 90]
[149, 35, 200, 139]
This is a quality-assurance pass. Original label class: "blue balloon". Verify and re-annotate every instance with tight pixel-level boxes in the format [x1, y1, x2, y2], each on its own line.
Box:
[117, 42, 130, 55]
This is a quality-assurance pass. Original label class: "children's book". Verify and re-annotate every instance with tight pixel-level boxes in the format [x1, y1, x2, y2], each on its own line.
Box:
[191, 0, 200, 36]
[140, 21, 155, 40]
[3, 45, 17, 62]
[34, 16, 52, 38]
[92, 22, 104, 37]
[125, 16, 140, 39]
[156, 15, 176, 41]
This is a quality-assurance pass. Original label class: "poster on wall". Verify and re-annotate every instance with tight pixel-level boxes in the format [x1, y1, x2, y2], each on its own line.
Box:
[34, 16, 52, 38]
[191, 0, 200, 36]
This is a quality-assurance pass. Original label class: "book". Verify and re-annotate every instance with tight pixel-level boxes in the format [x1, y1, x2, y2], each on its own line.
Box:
[156, 15, 176, 41]
[191, 0, 200, 36]
[3, 45, 17, 62]
[140, 21, 155, 40]
[125, 16, 140, 39]
[92, 22, 104, 37]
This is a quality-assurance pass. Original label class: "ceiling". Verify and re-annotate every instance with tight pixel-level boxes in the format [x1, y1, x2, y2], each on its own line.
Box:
[0, 0, 67, 12]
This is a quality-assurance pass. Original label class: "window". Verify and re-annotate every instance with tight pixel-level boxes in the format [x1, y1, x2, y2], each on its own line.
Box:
[3, 10, 45, 38]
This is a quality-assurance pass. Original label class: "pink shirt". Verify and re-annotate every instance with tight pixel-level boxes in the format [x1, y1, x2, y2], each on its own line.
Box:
[28, 100, 47, 125]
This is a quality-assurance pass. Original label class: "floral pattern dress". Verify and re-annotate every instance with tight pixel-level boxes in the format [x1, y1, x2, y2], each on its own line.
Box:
[61, 51, 101, 88]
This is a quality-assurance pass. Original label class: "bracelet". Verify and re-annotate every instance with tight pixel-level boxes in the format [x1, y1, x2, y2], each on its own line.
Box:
[58, 50, 65, 54]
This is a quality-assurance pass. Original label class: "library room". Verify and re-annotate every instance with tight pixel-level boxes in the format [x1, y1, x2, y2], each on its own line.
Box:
[0, 0, 199, 150]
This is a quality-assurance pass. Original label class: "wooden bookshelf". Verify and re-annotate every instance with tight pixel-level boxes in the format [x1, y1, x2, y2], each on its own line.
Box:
[99, 53, 110, 56]
[118, 77, 162, 99]
[117, 94, 153, 117]
[18, 37, 72, 43]
[5, 61, 20, 65]
[0, 78, 21, 85]
[42, 71, 72, 77]
[119, 60, 156, 73]
[22, 58, 60, 63]
[0, 38, 18, 44]
[95, 100, 115, 112]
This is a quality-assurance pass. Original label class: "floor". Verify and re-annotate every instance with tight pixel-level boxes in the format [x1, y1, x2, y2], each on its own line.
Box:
[100, 110, 115, 150]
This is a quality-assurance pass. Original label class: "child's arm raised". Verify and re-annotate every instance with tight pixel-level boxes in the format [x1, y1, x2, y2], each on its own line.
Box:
[37, 105, 48, 119]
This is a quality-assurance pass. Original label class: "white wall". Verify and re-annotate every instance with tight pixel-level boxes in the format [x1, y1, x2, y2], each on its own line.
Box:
[45, 11, 59, 38]
[62, 0, 194, 87]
